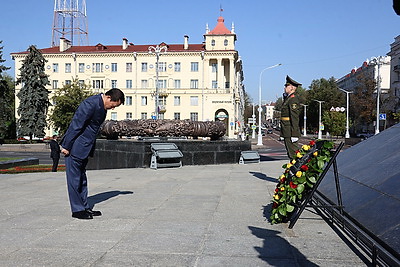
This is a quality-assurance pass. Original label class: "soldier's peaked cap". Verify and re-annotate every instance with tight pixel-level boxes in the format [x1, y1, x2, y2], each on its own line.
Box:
[286, 75, 302, 87]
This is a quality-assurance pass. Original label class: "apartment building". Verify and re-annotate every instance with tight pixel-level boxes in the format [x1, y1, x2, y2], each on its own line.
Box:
[11, 16, 245, 138]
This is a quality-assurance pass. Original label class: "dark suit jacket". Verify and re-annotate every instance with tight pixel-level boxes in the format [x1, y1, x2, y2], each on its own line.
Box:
[61, 94, 106, 160]
[49, 139, 61, 158]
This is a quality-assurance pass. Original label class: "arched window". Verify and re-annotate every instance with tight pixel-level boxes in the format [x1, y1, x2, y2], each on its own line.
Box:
[224, 39, 228, 46]
[211, 40, 215, 46]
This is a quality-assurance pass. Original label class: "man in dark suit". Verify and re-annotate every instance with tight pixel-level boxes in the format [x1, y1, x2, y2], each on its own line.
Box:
[49, 135, 61, 172]
[61, 88, 125, 220]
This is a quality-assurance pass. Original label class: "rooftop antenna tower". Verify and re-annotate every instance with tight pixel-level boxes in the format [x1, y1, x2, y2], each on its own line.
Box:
[51, 0, 89, 47]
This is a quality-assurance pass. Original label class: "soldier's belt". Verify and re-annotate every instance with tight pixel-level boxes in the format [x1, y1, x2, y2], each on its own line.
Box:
[281, 117, 290, 121]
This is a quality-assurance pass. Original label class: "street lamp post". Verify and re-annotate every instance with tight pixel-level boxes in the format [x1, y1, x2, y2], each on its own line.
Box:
[339, 88, 352, 138]
[314, 100, 324, 139]
[369, 56, 385, 135]
[301, 104, 308, 136]
[257, 63, 282, 146]
[252, 103, 256, 138]
[148, 44, 168, 119]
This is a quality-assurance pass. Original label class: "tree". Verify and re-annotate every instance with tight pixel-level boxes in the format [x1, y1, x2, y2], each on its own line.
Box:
[242, 91, 254, 125]
[322, 110, 346, 137]
[306, 77, 345, 132]
[0, 41, 14, 139]
[16, 45, 50, 140]
[49, 79, 95, 136]
[350, 74, 376, 133]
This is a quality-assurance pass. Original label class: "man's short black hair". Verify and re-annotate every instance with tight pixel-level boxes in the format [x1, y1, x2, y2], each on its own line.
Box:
[105, 88, 125, 104]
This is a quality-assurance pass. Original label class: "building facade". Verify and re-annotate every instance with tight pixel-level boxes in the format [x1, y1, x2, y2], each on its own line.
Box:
[387, 35, 400, 111]
[12, 16, 245, 139]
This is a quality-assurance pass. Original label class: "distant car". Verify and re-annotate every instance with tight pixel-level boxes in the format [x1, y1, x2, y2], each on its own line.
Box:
[267, 129, 273, 134]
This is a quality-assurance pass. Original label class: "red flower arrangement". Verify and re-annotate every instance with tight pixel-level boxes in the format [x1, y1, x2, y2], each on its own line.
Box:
[0, 165, 66, 174]
[270, 140, 334, 224]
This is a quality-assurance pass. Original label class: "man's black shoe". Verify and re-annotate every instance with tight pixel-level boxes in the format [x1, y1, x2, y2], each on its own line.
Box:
[86, 208, 102, 216]
[72, 210, 93, 220]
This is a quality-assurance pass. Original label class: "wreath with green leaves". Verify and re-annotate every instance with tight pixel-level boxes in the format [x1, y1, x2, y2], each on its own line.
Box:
[270, 140, 334, 224]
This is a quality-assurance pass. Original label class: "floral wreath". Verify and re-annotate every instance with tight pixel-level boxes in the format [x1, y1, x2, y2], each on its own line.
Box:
[270, 140, 334, 224]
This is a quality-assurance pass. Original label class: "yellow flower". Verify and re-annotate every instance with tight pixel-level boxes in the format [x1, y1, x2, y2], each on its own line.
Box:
[287, 163, 293, 168]
[296, 152, 302, 158]
[280, 187, 285, 191]
[296, 171, 302, 177]
[280, 174, 285, 179]
[302, 145, 310, 151]
[313, 151, 318, 156]
[274, 194, 280, 200]
[291, 159, 296, 164]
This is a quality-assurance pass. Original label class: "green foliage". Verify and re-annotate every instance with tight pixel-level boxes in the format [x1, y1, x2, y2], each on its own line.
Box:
[306, 77, 345, 132]
[49, 79, 95, 135]
[0, 41, 14, 139]
[322, 110, 346, 137]
[16, 45, 50, 139]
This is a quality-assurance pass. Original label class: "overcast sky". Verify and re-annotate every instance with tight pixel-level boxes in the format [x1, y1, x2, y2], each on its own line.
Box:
[1, 0, 399, 103]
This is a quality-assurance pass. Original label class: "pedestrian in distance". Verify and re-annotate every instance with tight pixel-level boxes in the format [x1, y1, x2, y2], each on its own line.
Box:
[49, 135, 61, 172]
[280, 75, 302, 160]
[61, 88, 125, 220]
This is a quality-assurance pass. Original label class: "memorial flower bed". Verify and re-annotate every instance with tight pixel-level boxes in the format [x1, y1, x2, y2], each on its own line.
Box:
[270, 140, 334, 224]
[0, 165, 66, 174]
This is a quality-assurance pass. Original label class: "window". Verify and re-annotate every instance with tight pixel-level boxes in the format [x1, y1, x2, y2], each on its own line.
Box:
[174, 80, 181, 89]
[191, 62, 199, 72]
[78, 63, 84, 73]
[174, 113, 180, 120]
[158, 96, 167, 106]
[111, 63, 117, 72]
[126, 80, 132, 89]
[126, 112, 132, 119]
[211, 40, 215, 46]
[158, 62, 166, 72]
[93, 63, 103, 73]
[111, 112, 117, 120]
[224, 39, 228, 46]
[141, 62, 148, 72]
[190, 79, 198, 89]
[212, 63, 218, 72]
[93, 80, 104, 89]
[126, 96, 132, 106]
[78, 80, 84, 86]
[159, 113, 165, 120]
[126, 63, 132, 72]
[53, 63, 58, 73]
[190, 96, 198, 106]
[65, 63, 71, 73]
[174, 62, 181, 72]
[65, 80, 72, 85]
[111, 80, 117, 88]
[52, 80, 58, 89]
[174, 96, 180, 106]
[212, 80, 218, 89]
[190, 112, 198, 121]
[157, 80, 167, 89]
[141, 80, 148, 89]
[141, 96, 147, 106]
[141, 112, 147, 119]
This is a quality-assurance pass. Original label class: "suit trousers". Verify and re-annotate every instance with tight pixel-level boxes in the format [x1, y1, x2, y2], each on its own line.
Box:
[51, 157, 60, 172]
[284, 137, 299, 160]
[65, 155, 89, 213]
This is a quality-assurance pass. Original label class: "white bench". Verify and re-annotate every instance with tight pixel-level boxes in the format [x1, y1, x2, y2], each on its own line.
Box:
[239, 151, 260, 164]
[150, 143, 183, 169]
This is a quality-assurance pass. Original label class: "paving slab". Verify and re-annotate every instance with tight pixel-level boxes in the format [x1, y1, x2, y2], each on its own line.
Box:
[0, 160, 368, 266]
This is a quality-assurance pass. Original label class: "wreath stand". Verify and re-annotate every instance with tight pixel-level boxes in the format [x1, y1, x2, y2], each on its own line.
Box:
[288, 141, 345, 229]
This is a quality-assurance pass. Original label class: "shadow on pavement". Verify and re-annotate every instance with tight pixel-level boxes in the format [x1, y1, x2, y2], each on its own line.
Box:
[248, 226, 319, 266]
[249, 171, 278, 183]
[88, 190, 133, 208]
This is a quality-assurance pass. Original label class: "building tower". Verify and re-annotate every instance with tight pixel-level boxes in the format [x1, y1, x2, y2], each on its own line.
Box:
[51, 0, 89, 47]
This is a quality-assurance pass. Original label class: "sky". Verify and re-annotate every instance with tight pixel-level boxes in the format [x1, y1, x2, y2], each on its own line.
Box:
[1, 0, 399, 104]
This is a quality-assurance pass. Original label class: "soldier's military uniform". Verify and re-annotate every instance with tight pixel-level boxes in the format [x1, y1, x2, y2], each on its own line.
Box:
[280, 76, 301, 160]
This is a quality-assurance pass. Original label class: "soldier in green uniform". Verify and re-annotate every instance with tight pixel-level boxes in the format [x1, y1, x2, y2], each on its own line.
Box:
[280, 75, 302, 160]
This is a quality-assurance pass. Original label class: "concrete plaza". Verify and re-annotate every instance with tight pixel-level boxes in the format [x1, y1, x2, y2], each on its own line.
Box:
[0, 159, 367, 266]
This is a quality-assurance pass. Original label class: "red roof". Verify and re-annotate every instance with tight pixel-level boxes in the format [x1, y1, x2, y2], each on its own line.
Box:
[208, 16, 232, 35]
[12, 43, 206, 55]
